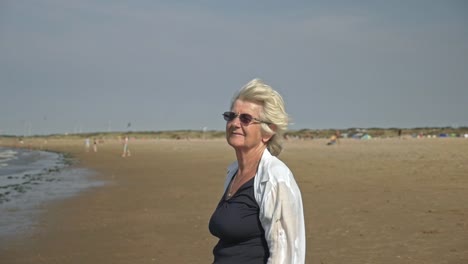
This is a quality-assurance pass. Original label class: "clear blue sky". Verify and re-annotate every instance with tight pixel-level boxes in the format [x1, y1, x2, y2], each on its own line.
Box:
[1, 1, 467, 135]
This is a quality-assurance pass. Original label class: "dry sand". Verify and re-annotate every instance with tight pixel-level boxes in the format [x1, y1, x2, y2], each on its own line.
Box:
[0, 138, 467, 264]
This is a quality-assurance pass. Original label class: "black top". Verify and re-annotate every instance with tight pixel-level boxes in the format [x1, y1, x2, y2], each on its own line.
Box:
[209, 175, 269, 264]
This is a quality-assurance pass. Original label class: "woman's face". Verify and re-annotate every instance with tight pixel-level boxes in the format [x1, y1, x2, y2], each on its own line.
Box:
[225, 100, 269, 151]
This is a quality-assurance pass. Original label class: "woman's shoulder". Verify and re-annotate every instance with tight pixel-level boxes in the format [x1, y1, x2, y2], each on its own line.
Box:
[259, 153, 293, 183]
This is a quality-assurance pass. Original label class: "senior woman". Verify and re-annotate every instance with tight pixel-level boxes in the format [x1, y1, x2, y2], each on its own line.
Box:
[209, 79, 305, 263]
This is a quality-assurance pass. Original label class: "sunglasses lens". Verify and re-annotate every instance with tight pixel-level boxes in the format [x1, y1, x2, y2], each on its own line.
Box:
[223, 112, 236, 121]
[239, 114, 253, 125]
[223, 112, 257, 125]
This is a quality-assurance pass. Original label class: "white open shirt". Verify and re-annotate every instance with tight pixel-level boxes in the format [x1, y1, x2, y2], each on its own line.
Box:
[223, 149, 306, 264]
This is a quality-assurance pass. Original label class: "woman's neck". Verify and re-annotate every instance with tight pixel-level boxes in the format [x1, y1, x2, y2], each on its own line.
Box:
[235, 144, 266, 177]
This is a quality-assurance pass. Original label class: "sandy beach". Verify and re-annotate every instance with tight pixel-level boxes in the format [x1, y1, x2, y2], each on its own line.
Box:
[0, 138, 467, 263]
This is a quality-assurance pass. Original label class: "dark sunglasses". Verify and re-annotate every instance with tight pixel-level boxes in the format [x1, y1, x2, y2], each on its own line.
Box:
[222, 111, 271, 125]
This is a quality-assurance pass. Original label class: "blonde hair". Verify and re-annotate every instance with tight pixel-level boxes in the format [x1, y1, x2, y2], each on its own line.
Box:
[231, 78, 289, 156]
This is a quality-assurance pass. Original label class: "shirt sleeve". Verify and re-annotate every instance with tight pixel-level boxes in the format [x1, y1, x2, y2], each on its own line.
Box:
[262, 180, 306, 264]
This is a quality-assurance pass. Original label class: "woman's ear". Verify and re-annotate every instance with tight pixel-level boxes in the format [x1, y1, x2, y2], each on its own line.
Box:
[262, 135, 273, 144]
[262, 124, 277, 143]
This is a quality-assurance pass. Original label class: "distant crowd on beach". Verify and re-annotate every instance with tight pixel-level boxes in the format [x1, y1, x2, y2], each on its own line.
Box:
[284, 129, 468, 142]
[83, 135, 131, 157]
[2, 129, 467, 154]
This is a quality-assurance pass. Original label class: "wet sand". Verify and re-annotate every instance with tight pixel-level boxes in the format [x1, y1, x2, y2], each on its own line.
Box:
[0, 138, 467, 263]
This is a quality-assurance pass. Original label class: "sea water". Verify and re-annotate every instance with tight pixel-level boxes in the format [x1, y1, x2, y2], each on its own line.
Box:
[0, 147, 104, 241]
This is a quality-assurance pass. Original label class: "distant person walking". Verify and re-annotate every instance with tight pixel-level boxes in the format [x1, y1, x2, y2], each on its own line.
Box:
[122, 135, 131, 157]
[93, 138, 98, 152]
[85, 138, 91, 152]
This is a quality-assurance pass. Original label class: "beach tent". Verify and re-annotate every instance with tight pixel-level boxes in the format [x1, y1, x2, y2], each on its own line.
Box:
[361, 134, 372, 140]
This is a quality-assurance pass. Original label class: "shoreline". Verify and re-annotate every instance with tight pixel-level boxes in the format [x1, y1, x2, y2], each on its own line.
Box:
[0, 139, 226, 263]
[0, 138, 467, 263]
[0, 146, 105, 244]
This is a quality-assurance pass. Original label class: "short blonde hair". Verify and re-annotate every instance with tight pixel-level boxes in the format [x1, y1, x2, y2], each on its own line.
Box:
[231, 78, 289, 156]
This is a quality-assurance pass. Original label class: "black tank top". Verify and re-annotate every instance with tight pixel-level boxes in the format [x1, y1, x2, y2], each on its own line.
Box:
[209, 176, 269, 264]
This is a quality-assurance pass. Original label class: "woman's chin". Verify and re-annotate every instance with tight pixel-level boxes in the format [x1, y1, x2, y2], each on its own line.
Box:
[227, 138, 244, 148]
